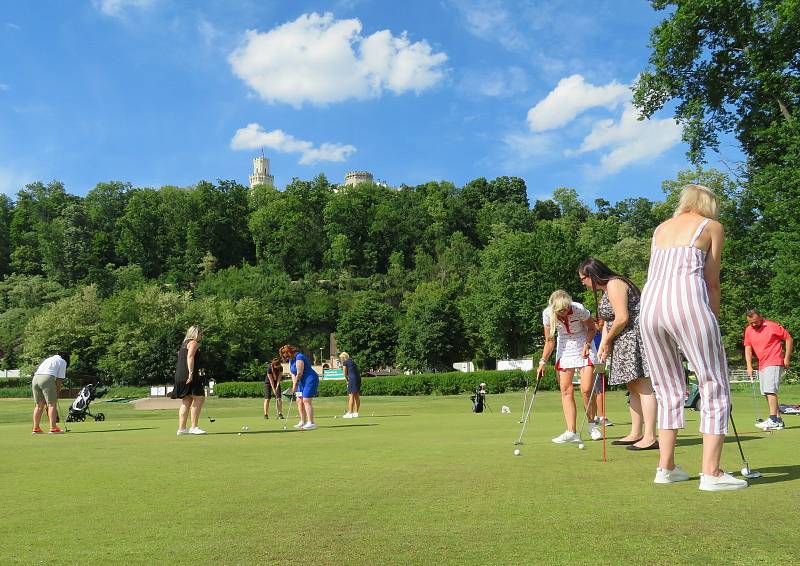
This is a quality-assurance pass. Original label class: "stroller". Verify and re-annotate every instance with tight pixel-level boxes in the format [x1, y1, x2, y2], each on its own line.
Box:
[66, 383, 109, 422]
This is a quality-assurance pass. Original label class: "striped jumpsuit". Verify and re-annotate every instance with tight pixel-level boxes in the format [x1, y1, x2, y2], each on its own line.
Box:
[640, 218, 729, 435]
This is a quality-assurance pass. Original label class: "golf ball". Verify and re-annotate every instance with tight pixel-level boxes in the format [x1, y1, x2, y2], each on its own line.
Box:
[578, 443, 585, 450]
[333, 416, 337, 419]
[244, 426, 249, 431]
[513, 449, 520, 456]
[237, 432, 242, 436]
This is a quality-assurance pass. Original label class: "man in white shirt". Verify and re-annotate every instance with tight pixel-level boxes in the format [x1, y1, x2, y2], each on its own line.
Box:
[31, 353, 68, 434]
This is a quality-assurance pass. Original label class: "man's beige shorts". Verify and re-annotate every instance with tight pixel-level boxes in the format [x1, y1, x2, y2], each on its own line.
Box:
[32, 374, 57, 404]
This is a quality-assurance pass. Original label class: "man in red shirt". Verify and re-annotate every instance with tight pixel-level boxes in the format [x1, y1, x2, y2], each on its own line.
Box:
[744, 309, 794, 430]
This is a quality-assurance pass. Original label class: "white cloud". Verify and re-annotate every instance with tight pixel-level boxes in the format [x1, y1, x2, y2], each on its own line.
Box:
[573, 103, 683, 174]
[93, 0, 155, 18]
[197, 16, 220, 47]
[460, 66, 528, 98]
[231, 123, 356, 165]
[228, 12, 448, 107]
[526, 74, 629, 132]
[448, 0, 527, 51]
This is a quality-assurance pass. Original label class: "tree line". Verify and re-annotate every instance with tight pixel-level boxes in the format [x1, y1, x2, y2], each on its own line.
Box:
[0, 165, 791, 384]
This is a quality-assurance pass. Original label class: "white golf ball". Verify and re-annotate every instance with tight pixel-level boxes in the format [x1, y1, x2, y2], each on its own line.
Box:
[333, 416, 337, 419]
[244, 426, 249, 431]
[513, 449, 520, 456]
[578, 442, 585, 450]
[237, 432, 242, 436]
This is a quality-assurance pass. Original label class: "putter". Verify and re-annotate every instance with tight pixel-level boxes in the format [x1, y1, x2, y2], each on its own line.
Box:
[729, 407, 761, 479]
[56, 395, 70, 432]
[519, 372, 530, 424]
[750, 377, 763, 424]
[282, 394, 295, 431]
[514, 374, 542, 445]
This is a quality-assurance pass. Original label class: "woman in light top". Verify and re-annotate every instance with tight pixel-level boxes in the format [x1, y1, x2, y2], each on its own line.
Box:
[538, 290, 601, 443]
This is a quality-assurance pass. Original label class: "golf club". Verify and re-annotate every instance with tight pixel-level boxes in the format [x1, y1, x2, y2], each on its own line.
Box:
[574, 370, 602, 451]
[514, 374, 542, 445]
[729, 406, 762, 479]
[519, 372, 530, 424]
[750, 375, 763, 424]
[56, 394, 70, 432]
[282, 394, 295, 431]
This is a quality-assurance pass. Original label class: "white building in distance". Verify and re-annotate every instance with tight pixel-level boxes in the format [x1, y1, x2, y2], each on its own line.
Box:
[343, 170, 374, 187]
[249, 155, 274, 188]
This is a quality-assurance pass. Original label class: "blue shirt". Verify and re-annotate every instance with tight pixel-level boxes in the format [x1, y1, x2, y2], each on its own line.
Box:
[290, 352, 318, 383]
[343, 358, 360, 380]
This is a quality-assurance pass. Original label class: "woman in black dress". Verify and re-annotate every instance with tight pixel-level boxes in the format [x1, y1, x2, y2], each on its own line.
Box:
[173, 325, 206, 435]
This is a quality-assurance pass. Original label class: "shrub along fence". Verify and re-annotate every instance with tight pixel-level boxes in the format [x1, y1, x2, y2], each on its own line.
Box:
[215, 369, 559, 398]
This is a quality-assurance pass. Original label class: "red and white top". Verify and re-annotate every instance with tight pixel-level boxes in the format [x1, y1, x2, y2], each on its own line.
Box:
[542, 302, 598, 370]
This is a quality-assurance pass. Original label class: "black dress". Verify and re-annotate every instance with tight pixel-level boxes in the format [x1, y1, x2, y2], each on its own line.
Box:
[171, 340, 205, 398]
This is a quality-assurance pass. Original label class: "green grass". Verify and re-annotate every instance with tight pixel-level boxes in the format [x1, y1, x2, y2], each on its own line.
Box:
[1, 387, 799, 565]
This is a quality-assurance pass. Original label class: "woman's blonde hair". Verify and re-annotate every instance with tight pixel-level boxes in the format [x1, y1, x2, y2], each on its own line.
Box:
[547, 290, 572, 338]
[674, 184, 719, 219]
[338, 352, 350, 361]
[183, 325, 202, 342]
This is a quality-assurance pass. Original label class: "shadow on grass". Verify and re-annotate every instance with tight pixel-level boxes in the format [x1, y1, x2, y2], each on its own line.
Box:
[211, 423, 378, 435]
[748, 465, 800, 485]
[673, 435, 761, 447]
[66, 427, 157, 434]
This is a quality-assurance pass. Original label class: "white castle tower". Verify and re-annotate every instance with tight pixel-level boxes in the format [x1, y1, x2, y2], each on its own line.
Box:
[343, 170, 374, 187]
[249, 153, 274, 188]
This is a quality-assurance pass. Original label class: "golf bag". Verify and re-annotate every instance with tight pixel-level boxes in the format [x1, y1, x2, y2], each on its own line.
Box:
[66, 382, 109, 422]
[470, 383, 487, 413]
[684, 384, 701, 411]
[779, 404, 800, 415]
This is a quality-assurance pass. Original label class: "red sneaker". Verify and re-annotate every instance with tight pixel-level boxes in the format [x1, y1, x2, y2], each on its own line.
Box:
[32, 428, 44, 434]
[49, 427, 65, 434]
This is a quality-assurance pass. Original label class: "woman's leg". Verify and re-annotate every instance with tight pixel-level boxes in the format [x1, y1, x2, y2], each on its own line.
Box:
[578, 366, 596, 423]
[353, 392, 361, 412]
[304, 398, 314, 424]
[701, 434, 725, 476]
[558, 369, 577, 432]
[296, 396, 306, 424]
[346, 393, 354, 414]
[630, 378, 658, 447]
[658, 429, 677, 470]
[179, 397, 192, 430]
[264, 397, 270, 417]
[620, 382, 644, 442]
[190, 396, 205, 429]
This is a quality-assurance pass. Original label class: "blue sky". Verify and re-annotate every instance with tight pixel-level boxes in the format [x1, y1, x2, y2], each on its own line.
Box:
[0, 0, 743, 204]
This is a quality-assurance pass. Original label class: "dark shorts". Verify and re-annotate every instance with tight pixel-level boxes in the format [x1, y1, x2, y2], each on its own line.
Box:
[347, 378, 361, 394]
[264, 382, 281, 399]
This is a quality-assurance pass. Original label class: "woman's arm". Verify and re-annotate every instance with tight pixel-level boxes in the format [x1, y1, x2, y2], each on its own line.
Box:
[185, 340, 198, 383]
[601, 279, 630, 345]
[582, 317, 596, 358]
[538, 329, 556, 378]
[702, 221, 724, 319]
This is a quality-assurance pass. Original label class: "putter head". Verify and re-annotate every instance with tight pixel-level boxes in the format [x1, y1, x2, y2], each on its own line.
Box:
[513, 440, 524, 445]
[209, 418, 215, 423]
[741, 466, 762, 479]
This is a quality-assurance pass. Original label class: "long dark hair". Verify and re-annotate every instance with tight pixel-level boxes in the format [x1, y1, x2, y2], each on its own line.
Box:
[577, 258, 640, 316]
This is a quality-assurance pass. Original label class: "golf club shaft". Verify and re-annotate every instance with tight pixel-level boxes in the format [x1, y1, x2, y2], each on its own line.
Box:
[750, 376, 761, 422]
[576, 370, 602, 442]
[729, 406, 747, 463]
[515, 375, 542, 444]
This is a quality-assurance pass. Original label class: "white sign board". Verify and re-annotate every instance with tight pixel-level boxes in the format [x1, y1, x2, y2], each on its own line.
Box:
[452, 362, 475, 373]
[497, 359, 534, 372]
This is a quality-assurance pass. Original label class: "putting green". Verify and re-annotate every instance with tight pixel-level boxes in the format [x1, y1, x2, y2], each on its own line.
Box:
[1, 388, 798, 565]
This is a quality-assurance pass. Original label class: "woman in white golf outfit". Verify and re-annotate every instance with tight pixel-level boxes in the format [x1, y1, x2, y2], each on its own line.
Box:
[538, 290, 600, 443]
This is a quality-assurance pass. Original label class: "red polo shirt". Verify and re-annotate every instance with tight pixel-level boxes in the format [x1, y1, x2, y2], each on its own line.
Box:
[743, 320, 790, 369]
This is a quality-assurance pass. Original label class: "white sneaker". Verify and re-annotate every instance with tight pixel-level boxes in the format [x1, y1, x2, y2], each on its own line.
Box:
[699, 471, 748, 491]
[342, 413, 353, 419]
[301, 422, 317, 430]
[590, 424, 602, 441]
[654, 465, 690, 484]
[188, 427, 207, 435]
[552, 430, 580, 444]
[176, 428, 189, 436]
[293, 421, 305, 429]
[756, 419, 784, 431]
[351, 412, 359, 418]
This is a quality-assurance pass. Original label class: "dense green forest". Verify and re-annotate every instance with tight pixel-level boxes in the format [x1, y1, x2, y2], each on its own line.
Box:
[1, 0, 797, 385]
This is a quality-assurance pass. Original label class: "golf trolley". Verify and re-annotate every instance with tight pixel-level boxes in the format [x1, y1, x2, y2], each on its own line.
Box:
[471, 383, 490, 413]
[66, 382, 109, 422]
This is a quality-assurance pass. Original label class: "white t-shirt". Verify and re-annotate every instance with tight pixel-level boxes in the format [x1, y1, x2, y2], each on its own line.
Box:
[542, 302, 598, 369]
[34, 355, 67, 380]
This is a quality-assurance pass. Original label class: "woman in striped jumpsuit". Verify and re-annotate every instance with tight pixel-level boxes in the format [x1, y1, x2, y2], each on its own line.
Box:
[640, 184, 747, 491]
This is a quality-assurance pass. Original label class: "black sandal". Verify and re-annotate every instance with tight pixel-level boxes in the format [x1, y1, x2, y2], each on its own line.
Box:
[611, 437, 643, 446]
[626, 441, 659, 451]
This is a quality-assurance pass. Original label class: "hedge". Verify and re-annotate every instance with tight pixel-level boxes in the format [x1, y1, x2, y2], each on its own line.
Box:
[214, 369, 559, 398]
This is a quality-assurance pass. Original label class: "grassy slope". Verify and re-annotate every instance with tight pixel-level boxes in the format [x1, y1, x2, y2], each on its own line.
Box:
[1, 388, 799, 565]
